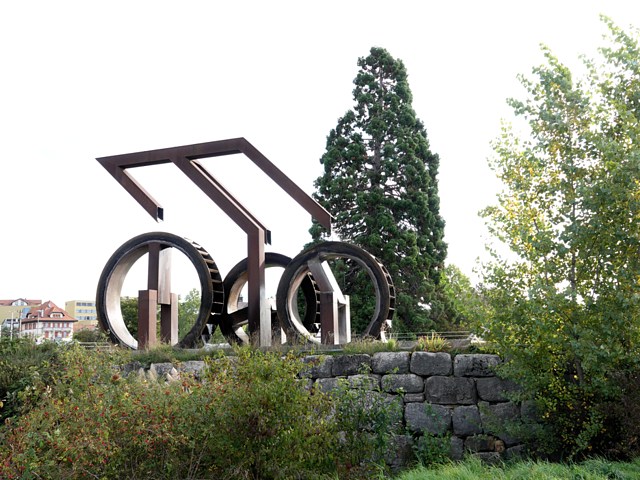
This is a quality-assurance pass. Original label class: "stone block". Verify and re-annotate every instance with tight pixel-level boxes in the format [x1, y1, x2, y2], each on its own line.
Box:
[315, 377, 342, 393]
[405, 402, 451, 436]
[385, 434, 415, 472]
[121, 361, 143, 376]
[179, 360, 206, 378]
[480, 401, 521, 446]
[348, 374, 380, 390]
[476, 376, 520, 402]
[372, 351, 410, 374]
[454, 354, 500, 377]
[464, 434, 496, 453]
[475, 452, 502, 464]
[149, 362, 175, 377]
[301, 355, 334, 379]
[505, 444, 526, 461]
[332, 354, 371, 376]
[450, 436, 464, 460]
[382, 373, 424, 393]
[410, 351, 452, 376]
[403, 393, 425, 403]
[452, 405, 482, 436]
[425, 376, 476, 404]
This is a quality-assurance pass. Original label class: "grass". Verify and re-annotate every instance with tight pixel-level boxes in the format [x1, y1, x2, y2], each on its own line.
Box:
[338, 337, 400, 354]
[393, 457, 640, 479]
[119, 337, 405, 366]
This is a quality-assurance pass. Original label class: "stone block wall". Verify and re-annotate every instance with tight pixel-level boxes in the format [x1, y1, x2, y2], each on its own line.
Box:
[136, 352, 532, 468]
[301, 352, 530, 465]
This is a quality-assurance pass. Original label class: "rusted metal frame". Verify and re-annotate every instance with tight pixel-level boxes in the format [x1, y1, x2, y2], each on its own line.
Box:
[172, 157, 271, 343]
[226, 138, 332, 232]
[97, 138, 331, 231]
[107, 163, 165, 221]
[160, 294, 178, 345]
[138, 289, 157, 349]
[97, 137, 331, 235]
[308, 259, 350, 345]
[142, 243, 177, 347]
[185, 159, 272, 244]
[97, 138, 333, 347]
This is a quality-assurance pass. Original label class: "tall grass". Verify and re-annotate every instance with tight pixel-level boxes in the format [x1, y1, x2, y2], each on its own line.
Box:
[394, 457, 640, 480]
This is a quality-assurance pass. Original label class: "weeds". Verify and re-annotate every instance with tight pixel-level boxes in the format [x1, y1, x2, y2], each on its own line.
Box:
[414, 333, 451, 352]
[342, 337, 399, 355]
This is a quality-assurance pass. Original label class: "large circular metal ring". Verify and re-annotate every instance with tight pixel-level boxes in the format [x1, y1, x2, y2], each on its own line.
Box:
[96, 232, 223, 349]
[220, 252, 319, 345]
[276, 241, 395, 343]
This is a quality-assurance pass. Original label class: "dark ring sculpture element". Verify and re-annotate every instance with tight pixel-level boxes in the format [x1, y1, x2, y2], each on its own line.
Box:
[96, 232, 224, 349]
[220, 252, 320, 345]
[276, 241, 395, 343]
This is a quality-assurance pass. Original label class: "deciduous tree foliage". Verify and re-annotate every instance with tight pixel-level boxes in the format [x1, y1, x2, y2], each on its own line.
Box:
[311, 47, 448, 332]
[480, 17, 640, 457]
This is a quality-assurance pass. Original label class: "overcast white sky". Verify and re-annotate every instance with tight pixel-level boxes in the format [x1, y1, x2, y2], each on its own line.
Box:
[1, 1, 639, 307]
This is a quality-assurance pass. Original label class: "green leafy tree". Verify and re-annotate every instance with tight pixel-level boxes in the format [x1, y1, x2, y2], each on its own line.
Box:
[120, 296, 138, 337]
[119, 291, 225, 345]
[178, 288, 200, 339]
[311, 47, 449, 333]
[441, 265, 491, 331]
[480, 17, 640, 457]
[177, 288, 226, 343]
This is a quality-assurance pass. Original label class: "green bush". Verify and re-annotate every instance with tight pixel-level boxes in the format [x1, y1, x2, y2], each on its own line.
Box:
[413, 333, 451, 352]
[72, 328, 110, 343]
[0, 337, 63, 421]
[328, 374, 402, 478]
[198, 348, 338, 479]
[0, 344, 404, 479]
[412, 433, 450, 467]
[593, 368, 640, 459]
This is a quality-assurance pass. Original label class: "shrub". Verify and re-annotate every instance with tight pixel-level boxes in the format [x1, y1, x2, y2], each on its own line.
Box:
[594, 368, 640, 459]
[342, 336, 399, 355]
[199, 347, 338, 479]
[329, 375, 402, 478]
[0, 337, 64, 421]
[414, 332, 451, 352]
[412, 433, 450, 467]
[72, 328, 109, 343]
[0, 344, 404, 479]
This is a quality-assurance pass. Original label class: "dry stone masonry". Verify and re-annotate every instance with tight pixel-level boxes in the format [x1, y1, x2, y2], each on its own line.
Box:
[128, 352, 531, 467]
[302, 352, 529, 465]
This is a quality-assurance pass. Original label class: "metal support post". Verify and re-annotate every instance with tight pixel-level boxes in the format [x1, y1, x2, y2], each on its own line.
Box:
[138, 289, 157, 349]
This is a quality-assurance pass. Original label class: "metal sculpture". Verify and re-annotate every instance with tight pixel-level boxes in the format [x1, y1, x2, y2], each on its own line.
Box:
[96, 138, 395, 348]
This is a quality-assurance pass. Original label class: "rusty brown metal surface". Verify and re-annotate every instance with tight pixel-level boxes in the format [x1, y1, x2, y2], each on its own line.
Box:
[160, 294, 178, 345]
[96, 138, 332, 233]
[138, 289, 157, 349]
[97, 138, 332, 345]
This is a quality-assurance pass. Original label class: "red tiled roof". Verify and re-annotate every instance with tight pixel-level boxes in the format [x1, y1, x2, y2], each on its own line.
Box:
[0, 299, 42, 306]
[22, 301, 77, 323]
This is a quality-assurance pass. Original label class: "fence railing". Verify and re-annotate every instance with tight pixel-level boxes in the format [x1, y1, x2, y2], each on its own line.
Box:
[77, 342, 114, 351]
[388, 331, 474, 341]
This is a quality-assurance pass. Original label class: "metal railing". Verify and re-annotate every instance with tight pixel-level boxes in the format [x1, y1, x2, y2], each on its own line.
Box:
[77, 342, 114, 351]
[388, 331, 474, 341]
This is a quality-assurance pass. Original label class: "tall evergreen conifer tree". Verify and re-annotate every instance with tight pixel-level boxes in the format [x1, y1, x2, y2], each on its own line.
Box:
[310, 47, 448, 332]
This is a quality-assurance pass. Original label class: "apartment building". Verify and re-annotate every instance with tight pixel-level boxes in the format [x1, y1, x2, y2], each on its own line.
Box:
[20, 301, 77, 342]
[0, 299, 42, 335]
[65, 300, 97, 321]
[65, 300, 99, 333]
